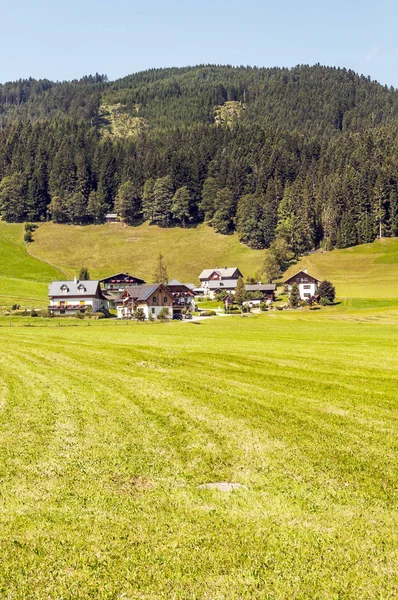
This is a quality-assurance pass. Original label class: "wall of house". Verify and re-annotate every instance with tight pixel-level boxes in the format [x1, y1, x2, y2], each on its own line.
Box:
[287, 283, 318, 299]
[50, 297, 106, 312]
[117, 303, 173, 320]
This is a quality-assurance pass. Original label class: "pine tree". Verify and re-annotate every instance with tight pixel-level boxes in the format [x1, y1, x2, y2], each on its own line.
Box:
[290, 282, 300, 308]
[234, 276, 246, 305]
[114, 181, 141, 224]
[79, 267, 90, 280]
[152, 253, 168, 284]
[142, 178, 155, 222]
[87, 190, 106, 223]
[171, 186, 191, 226]
[152, 176, 173, 226]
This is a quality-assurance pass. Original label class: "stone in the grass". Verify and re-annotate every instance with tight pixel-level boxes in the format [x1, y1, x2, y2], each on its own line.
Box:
[197, 482, 247, 492]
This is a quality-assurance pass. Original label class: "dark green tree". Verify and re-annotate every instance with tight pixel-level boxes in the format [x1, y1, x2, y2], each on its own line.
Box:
[114, 181, 141, 224]
[318, 280, 336, 302]
[234, 276, 247, 306]
[171, 186, 191, 226]
[290, 282, 300, 308]
[78, 267, 90, 280]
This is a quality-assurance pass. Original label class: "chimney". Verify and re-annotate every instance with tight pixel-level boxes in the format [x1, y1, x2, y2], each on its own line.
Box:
[304, 269, 308, 274]
[224, 266, 227, 269]
[74, 277, 78, 284]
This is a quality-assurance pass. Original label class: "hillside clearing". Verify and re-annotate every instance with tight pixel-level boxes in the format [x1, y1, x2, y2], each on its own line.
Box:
[30, 221, 265, 282]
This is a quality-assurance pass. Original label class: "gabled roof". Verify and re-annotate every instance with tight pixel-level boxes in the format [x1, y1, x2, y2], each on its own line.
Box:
[122, 283, 171, 302]
[283, 270, 321, 284]
[168, 279, 183, 286]
[99, 272, 145, 284]
[49, 280, 103, 297]
[199, 267, 242, 280]
[245, 284, 276, 292]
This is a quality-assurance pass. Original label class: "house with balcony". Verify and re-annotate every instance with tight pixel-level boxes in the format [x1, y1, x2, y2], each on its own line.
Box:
[48, 279, 108, 315]
[116, 284, 173, 320]
[167, 280, 196, 316]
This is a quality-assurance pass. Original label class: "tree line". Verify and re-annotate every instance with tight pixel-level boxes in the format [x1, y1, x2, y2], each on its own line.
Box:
[1, 65, 398, 254]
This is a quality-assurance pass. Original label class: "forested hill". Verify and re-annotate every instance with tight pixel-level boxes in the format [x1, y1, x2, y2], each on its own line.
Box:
[1, 64, 398, 253]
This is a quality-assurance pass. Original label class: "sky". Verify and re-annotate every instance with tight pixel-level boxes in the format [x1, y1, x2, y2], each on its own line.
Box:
[1, 0, 398, 86]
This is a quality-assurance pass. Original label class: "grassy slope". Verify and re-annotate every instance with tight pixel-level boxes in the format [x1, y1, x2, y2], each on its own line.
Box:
[285, 237, 398, 299]
[0, 313, 397, 598]
[30, 222, 265, 283]
[0, 223, 64, 306]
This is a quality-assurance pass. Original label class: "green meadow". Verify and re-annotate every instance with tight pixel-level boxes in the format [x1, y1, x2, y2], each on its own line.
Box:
[0, 222, 398, 597]
[0, 312, 398, 599]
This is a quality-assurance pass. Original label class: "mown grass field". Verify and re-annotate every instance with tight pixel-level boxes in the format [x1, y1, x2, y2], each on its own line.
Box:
[30, 221, 265, 283]
[0, 312, 397, 598]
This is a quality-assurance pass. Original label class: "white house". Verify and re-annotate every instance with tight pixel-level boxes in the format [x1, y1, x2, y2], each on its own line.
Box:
[48, 279, 108, 314]
[198, 267, 243, 299]
[116, 283, 173, 320]
[284, 269, 321, 300]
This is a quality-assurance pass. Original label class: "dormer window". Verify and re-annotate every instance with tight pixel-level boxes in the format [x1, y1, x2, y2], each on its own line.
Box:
[60, 285, 69, 294]
[77, 284, 86, 293]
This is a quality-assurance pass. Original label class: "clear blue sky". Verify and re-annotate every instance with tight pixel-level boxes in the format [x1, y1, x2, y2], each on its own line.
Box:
[2, 0, 398, 86]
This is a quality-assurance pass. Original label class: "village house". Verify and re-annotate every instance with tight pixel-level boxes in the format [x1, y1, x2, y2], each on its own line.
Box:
[245, 283, 276, 301]
[198, 267, 243, 299]
[166, 280, 196, 316]
[99, 272, 146, 306]
[284, 269, 320, 300]
[116, 283, 173, 320]
[48, 279, 108, 315]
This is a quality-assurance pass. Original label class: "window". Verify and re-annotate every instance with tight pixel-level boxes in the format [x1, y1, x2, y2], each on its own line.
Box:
[80, 301, 85, 305]
[151, 307, 155, 314]
[303, 285, 311, 289]
[304, 293, 310, 298]
[153, 296, 157, 303]
[164, 297, 168, 303]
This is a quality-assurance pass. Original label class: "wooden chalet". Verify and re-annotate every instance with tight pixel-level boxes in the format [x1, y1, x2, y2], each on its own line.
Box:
[116, 283, 173, 320]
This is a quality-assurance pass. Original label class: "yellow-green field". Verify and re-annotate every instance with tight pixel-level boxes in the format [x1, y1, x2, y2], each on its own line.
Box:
[1, 221, 398, 597]
[287, 237, 398, 299]
[0, 313, 397, 598]
[30, 221, 265, 283]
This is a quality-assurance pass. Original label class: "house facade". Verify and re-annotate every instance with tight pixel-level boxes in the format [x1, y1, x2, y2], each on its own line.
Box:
[198, 267, 243, 299]
[48, 279, 107, 314]
[116, 284, 173, 320]
[166, 280, 196, 316]
[284, 269, 320, 300]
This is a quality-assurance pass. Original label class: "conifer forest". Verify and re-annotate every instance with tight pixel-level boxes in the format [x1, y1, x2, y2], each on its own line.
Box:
[1, 64, 398, 252]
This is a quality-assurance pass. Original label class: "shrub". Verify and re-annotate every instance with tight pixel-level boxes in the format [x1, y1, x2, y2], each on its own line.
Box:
[24, 231, 33, 243]
[30, 310, 38, 317]
[260, 302, 268, 311]
[134, 308, 146, 321]
[11, 304, 20, 311]
[319, 297, 333, 306]
[200, 310, 216, 317]
[24, 222, 37, 232]
[75, 311, 85, 319]
[157, 307, 170, 322]
[93, 311, 106, 319]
